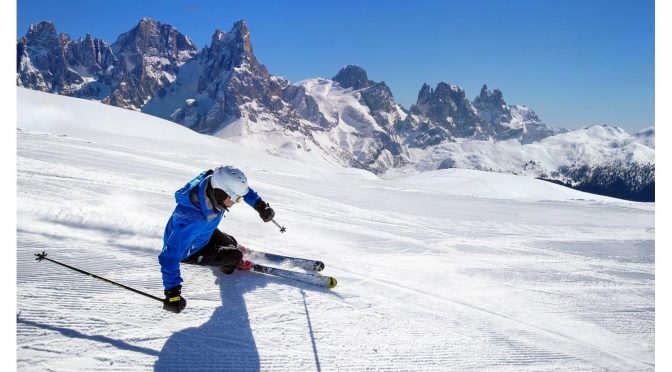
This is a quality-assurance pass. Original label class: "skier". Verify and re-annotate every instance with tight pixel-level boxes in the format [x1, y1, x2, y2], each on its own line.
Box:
[158, 165, 276, 313]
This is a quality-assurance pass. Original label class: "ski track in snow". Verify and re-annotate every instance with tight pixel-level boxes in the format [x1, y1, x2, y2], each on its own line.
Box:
[17, 93, 654, 371]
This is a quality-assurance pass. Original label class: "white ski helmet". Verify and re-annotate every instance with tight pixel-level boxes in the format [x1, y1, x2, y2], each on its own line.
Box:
[210, 165, 249, 201]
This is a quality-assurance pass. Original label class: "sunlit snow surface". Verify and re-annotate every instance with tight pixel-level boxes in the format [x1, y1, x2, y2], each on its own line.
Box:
[17, 88, 654, 371]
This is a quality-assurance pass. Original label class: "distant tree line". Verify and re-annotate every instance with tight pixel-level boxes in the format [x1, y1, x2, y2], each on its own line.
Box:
[540, 163, 655, 202]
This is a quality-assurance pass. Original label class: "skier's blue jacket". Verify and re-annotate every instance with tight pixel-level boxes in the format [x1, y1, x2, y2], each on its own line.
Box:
[158, 170, 261, 290]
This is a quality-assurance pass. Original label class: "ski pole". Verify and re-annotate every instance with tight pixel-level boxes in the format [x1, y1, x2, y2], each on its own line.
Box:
[34, 252, 163, 303]
[271, 219, 287, 233]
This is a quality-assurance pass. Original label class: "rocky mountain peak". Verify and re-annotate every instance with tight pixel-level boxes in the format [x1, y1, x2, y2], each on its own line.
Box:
[332, 65, 373, 90]
[97, 18, 199, 108]
[206, 20, 261, 74]
[361, 81, 396, 112]
[21, 21, 61, 52]
[234, 20, 254, 57]
[17, 21, 83, 93]
[408, 81, 484, 141]
[210, 20, 251, 52]
[474, 84, 506, 109]
[25, 21, 58, 40]
[433, 82, 465, 100]
[417, 83, 432, 104]
[412, 82, 469, 111]
[137, 17, 158, 29]
[112, 18, 197, 61]
[69, 34, 116, 77]
[171, 20, 282, 134]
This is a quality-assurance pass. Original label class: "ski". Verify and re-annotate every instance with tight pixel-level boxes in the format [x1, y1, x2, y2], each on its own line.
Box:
[239, 245, 325, 272]
[239, 261, 337, 289]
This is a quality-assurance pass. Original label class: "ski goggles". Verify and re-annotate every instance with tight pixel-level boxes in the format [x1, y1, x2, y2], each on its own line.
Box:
[214, 189, 244, 204]
[224, 188, 244, 204]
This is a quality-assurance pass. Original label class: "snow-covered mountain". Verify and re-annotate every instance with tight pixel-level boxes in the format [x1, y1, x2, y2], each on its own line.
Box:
[17, 21, 117, 97]
[395, 125, 655, 201]
[16, 87, 655, 371]
[295, 68, 409, 173]
[16, 18, 655, 201]
[17, 18, 198, 109]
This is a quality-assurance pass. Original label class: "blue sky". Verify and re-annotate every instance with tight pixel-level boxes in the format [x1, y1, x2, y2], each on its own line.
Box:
[17, 0, 654, 132]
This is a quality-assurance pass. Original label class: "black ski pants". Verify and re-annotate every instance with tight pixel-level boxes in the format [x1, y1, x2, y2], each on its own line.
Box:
[181, 229, 242, 273]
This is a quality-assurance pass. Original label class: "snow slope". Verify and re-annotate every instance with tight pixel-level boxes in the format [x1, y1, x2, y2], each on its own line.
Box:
[17, 88, 654, 371]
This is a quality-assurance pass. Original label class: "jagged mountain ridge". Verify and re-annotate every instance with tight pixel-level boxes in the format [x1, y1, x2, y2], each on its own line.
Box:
[16, 18, 655, 201]
[15, 19, 560, 162]
[17, 18, 199, 109]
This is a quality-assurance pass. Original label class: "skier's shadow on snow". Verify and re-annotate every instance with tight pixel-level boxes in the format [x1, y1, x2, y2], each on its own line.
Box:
[155, 267, 338, 371]
[154, 268, 265, 371]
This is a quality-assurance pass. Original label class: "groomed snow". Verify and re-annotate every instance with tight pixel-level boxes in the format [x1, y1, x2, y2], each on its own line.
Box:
[17, 88, 654, 371]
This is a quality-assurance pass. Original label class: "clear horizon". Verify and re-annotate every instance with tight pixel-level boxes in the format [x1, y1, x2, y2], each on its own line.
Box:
[17, 0, 655, 133]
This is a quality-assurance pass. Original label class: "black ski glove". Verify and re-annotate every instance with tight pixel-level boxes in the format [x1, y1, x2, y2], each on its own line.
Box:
[254, 200, 275, 222]
[163, 285, 187, 313]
